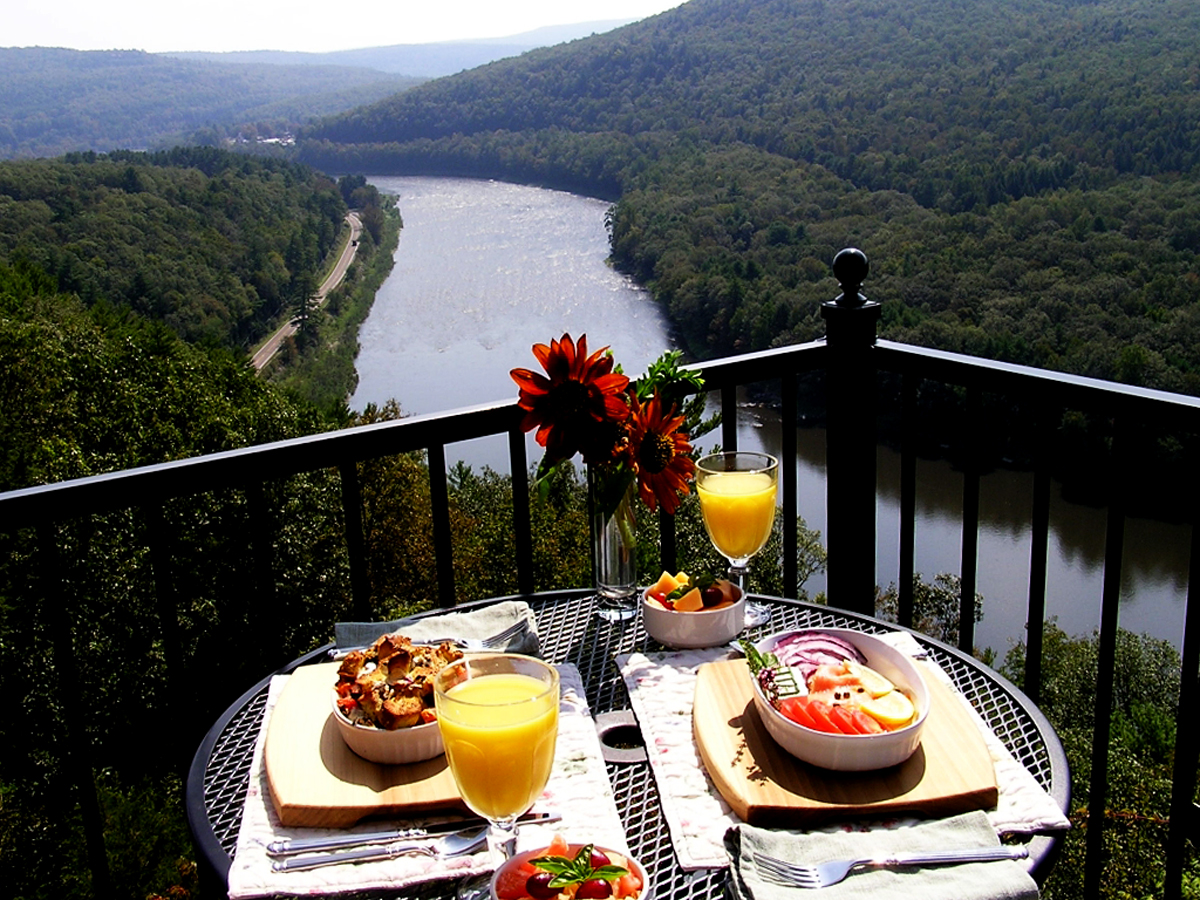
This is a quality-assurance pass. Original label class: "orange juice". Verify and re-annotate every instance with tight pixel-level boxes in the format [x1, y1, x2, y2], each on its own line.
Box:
[696, 470, 777, 561]
[436, 672, 558, 820]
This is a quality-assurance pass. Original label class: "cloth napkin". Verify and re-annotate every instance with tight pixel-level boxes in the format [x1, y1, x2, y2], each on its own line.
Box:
[617, 632, 1070, 870]
[726, 811, 1039, 899]
[227, 663, 627, 899]
[335, 599, 540, 655]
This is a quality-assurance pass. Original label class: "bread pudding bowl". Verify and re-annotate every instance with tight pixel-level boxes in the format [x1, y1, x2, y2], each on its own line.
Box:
[330, 633, 464, 765]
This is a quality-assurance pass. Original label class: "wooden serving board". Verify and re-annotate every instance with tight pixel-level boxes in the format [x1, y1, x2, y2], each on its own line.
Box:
[263, 662, 468, 827]
[693, 659, 998, 827]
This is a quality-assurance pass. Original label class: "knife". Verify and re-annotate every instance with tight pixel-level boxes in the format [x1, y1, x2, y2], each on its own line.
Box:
[266, 810, 561, 856]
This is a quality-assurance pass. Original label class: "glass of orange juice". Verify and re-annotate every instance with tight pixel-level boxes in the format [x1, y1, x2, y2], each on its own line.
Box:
[696, 451, 779, 592]
[434, 654, 559, 900]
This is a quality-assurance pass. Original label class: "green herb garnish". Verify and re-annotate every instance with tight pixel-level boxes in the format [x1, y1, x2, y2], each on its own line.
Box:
[530, 844, 629, 891]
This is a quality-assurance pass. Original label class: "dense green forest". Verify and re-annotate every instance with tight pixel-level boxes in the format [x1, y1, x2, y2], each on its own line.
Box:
[300, 0, 1200, 394]
[0, 148, 349, 351]
[0, 47, 424, 160]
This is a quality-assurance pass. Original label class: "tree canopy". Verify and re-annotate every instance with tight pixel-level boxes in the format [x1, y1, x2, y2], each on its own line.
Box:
[0, 147, 346, 351]
[299, 0, 1200, 392]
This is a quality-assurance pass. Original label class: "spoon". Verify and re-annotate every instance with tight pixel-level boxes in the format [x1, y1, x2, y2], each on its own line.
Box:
[272, 825, 488, 872]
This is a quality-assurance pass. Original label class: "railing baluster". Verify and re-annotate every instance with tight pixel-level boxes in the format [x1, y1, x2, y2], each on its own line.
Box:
[338, 461, 372, 619]
[721, 385, 738, 450]
[509, 427, 534, 595]
[781, 371, 798, 598]
[1084, 417, 1127, 896]
[898, 376, 918, 628]
[144, 504, 191, 764]
[1024, 400, 1053, 705]
[1164, 480, 1200, 899]
[428, 443, 456, 607]
[958, 387, 981, 653]
[38, 523, 111, 895]
[246, 482, 278, 646]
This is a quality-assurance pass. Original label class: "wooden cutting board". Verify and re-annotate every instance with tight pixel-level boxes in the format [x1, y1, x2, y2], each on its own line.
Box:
[263, 662, 468, 827]
[693, 659, 998, 827]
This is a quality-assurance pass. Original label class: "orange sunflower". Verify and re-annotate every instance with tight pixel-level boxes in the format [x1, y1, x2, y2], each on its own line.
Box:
[627, 393, 695, 513]
[510, 334, 631, 466]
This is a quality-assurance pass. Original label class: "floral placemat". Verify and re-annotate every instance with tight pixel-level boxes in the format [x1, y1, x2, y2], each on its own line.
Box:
[227, 664, 626, 898]
[618, 634, 1070, 870]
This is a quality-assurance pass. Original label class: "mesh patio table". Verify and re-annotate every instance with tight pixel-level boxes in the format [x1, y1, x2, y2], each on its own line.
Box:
[186, 590, 1069, 899]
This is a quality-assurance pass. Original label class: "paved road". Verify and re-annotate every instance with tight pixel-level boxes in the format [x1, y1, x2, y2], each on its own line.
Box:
[251, 211, 363, 372]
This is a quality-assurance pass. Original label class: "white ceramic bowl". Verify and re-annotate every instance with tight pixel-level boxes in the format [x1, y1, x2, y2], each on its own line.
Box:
[490, 842, 650, 900]
[330, 693, 444, 765]
[750, 628, 930, 771]
[641, 589, 746, 649]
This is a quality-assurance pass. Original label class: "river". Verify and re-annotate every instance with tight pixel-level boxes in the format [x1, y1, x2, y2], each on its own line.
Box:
[351, 176, 1190, 658]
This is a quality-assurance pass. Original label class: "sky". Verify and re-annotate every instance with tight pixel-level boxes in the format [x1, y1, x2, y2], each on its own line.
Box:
[7, 0, 687, 54]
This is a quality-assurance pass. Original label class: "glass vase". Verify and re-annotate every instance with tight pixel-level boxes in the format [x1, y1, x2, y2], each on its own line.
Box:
[591, 473, 638, 622]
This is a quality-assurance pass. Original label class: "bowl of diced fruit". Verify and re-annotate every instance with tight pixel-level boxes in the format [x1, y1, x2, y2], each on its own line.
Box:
[744, 629, 930, 771]
[641, 570, 745, 649]
[491, 835, 648, 900]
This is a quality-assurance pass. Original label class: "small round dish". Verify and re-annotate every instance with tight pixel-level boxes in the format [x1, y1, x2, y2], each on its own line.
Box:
[330, 692, 444, 765]
[749, 628, 930, 771]
[490, 841, 650, 900]
[641, 589, 746, 649]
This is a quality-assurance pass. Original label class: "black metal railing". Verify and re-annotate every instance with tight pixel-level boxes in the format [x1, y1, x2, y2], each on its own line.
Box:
[1, 249, 1197, 897]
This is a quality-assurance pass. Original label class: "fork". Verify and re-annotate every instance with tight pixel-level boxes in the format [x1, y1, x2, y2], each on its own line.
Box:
[327, 618, 530, 659]
[751, 844, 1029, 889]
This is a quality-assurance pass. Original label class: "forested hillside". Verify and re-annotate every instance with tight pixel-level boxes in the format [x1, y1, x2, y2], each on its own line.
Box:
[0, 47, 422, 159]
[300, 0, 1200, 394]
[0, 147, 347, 351]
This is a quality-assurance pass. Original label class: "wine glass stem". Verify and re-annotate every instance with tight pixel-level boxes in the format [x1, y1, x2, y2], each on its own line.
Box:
[488, 817, 519, 865]
[727, 562, 749, 593]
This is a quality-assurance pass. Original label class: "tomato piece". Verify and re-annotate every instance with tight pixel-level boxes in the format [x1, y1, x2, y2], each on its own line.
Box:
[828, 704, 861, 735]
[493, 865, 531, 899]
[779, 696, 819, 730]
[805, 699, 841, 734]
[615, 870, 643, 899]
[849, 708, 884, 734]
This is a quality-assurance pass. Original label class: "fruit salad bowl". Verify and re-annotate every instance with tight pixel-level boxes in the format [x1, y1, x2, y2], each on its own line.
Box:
[490, 837, 649, 900]
[748, 628, 931, 771]
[641, 571, 745, 649]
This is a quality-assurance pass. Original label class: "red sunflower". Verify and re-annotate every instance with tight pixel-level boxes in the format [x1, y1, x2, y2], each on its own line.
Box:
[627, 393, 695, 514]
[510, 334, 631, 466]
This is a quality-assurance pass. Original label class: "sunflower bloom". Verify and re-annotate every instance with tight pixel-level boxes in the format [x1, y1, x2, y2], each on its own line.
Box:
[510, 334, 630, 465]
[627, 393, 695, 513]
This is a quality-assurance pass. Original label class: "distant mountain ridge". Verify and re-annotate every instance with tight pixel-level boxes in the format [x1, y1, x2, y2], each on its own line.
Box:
[0, 19, 633, 159]
[165, 20, 635, 78]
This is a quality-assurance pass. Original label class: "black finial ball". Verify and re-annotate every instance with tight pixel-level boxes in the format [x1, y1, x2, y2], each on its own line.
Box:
[833, 248, 869, 286]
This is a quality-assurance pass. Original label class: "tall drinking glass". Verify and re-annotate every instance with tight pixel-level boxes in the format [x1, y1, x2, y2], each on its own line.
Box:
[434, 654, 560, 900]
[695, 451, 779, 606]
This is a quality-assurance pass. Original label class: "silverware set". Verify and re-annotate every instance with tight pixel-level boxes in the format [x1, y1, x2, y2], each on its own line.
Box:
[269, 811, 561, 872]
[327, 618, 532, 660]
[751, 844, 1029, 889]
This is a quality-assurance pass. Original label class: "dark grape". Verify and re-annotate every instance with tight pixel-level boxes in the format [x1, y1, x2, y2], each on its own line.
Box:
[701, 586, 724, 607]
[525, 871, 559, 900]
[588, 847, 612, 868]
[576, 878, 613, 899]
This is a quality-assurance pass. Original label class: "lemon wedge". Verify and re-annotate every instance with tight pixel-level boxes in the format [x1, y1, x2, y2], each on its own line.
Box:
[858, 689, 916, 728]
[844, 661, 897, 698]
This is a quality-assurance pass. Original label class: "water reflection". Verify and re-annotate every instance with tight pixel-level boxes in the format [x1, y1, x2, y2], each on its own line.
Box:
[353, 176, 1188, 657]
